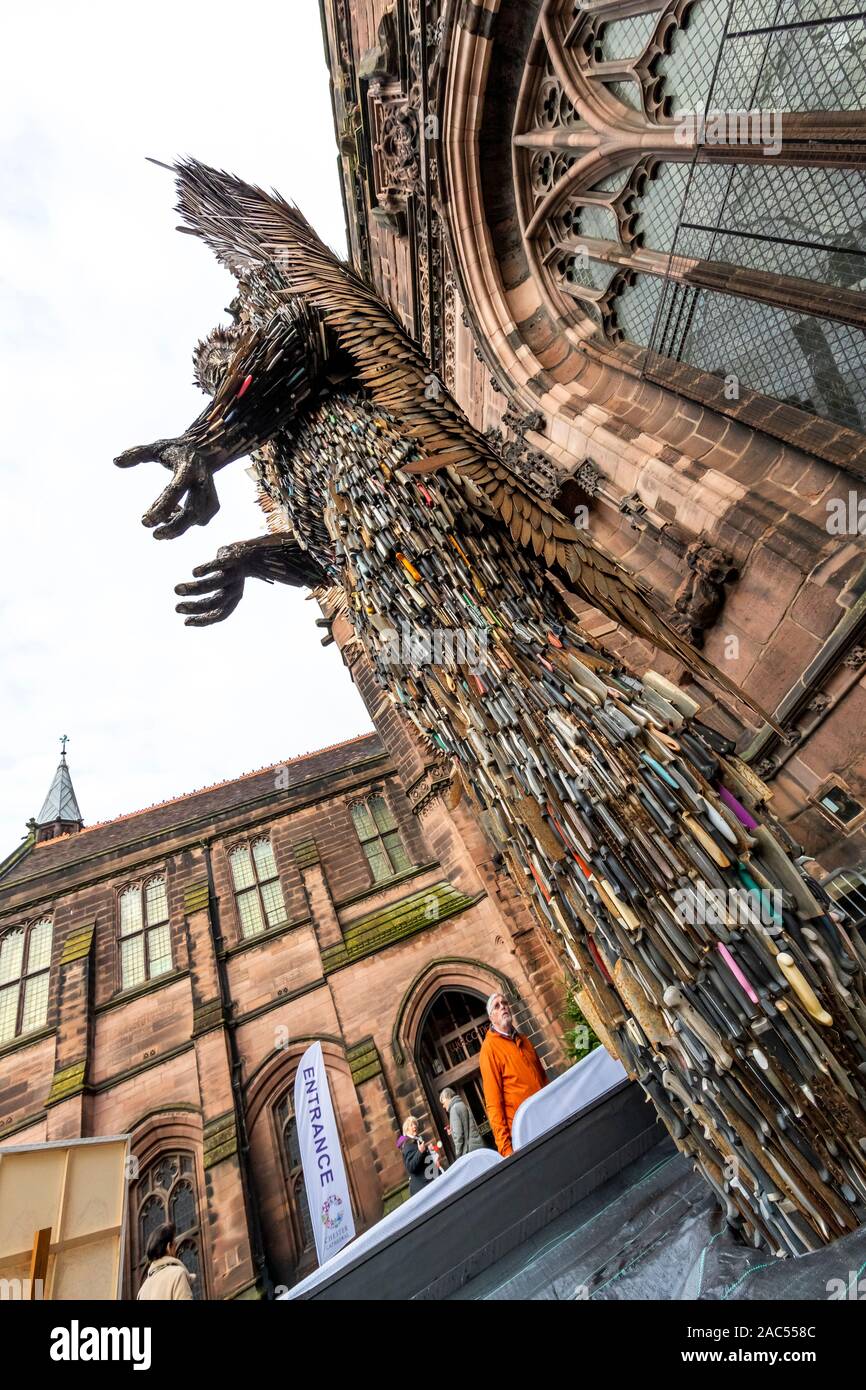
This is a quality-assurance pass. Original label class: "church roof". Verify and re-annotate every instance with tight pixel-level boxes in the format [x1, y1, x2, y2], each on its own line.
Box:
[0, 732, 383, 892]
[36, 753, 83, 828]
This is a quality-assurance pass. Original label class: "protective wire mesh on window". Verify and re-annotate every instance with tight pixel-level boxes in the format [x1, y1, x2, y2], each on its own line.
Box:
[604, 79, 641, 110]
[659, 164, 866, 286]
[602, 0, 866, 435]
[826, 868, 866, 923]
[596, 12, 659, 63]
[719, 8, 866, 112]
[655, 0, 726, 115]
[646, 281, 866, 432]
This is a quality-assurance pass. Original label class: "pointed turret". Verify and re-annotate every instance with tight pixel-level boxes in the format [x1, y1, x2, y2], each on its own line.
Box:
[35, 736, 83, 844]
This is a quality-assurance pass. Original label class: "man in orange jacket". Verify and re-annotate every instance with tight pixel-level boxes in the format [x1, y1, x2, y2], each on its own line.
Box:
[479, 992, 547, 1156]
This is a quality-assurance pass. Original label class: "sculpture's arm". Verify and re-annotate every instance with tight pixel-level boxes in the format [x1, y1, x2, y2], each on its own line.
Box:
[173, 535, 329, 626]
[114, 303, 325, 540]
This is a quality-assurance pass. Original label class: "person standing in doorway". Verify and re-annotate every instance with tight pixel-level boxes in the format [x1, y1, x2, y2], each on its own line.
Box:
[439, 1087, 485, 1158]
[479, 993, 547, 1157]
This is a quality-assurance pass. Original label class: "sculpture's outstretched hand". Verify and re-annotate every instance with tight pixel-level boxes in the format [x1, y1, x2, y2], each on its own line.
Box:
[174, 550, 245, 626]
[114, 437, 220, 540]
[174, 535, 330, 626]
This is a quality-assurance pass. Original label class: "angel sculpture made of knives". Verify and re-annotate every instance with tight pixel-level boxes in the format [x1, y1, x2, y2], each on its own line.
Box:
[117, 160, 866, 1256]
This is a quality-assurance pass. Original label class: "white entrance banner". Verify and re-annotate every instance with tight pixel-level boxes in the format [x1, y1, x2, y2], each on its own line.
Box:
[293, 1042, 356, 1266]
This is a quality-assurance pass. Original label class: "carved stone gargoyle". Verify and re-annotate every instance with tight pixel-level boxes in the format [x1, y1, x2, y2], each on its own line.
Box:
[671, 538, 738, 648]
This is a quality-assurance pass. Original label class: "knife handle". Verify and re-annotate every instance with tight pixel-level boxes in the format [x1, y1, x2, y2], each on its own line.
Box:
[777, 952, 833, 1027]
[682, 812, 731, 869]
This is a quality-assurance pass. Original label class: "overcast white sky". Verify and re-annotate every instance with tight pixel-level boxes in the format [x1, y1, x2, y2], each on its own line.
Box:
[0, 2, 373, 854]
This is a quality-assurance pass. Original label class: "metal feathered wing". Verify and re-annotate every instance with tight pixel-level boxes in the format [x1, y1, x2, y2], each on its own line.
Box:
[169, 158, 770, 722]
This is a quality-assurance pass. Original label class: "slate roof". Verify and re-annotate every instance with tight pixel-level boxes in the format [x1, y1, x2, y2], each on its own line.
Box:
[36, 755, 83, 828]
[0, 732, 383, 889]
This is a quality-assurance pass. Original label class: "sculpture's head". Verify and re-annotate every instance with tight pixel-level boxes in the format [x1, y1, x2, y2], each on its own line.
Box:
[192, 322, 245, 397]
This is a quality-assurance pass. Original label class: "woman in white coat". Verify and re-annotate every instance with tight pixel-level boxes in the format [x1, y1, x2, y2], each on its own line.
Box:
[137, 1223, 195, 1301]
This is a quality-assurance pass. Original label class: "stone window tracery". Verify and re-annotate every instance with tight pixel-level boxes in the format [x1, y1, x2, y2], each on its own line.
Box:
[118, 877, 172, 991]
[514, 0, 866, 445]
[133, 1152, 204, 1299]
[350, 794, 412, 883]
[0, 917, 52, 1043]
[228, 838, 288, 939]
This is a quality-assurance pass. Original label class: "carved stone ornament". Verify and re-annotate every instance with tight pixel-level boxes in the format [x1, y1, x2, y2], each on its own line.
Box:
[407, 762, 453, 817]
[485, 425, 559, 500]
[670, 539, 738, 649]
[358, 7, 401, 82]
[379, 102, 420, 187]
[619, 490, 649, 530]
[574, 461, 602, 498]
[503, 404, 546, 436]
[369, 88, 421, 236]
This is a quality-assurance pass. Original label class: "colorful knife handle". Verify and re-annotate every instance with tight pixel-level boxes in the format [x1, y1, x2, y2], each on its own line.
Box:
[717, 942, 760, 1005]
[717, 784, 759, 830]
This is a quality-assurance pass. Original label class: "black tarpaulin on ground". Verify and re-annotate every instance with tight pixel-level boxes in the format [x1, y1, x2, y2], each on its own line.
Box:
[449, 1143, 866, 1302]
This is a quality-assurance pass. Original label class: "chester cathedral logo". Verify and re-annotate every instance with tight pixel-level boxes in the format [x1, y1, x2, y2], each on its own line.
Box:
[321, 1194, 345, 1230]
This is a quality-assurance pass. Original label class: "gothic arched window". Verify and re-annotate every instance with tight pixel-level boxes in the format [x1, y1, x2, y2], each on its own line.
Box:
[0, 917, 52, 1044]
[133, 1152, 205, 1298]
[118, 877, 172, 991]
[514, 0, 866, 451]
[350, 795, 412, 883]
[229, 838, 288, 938]
[275, 1093, 315, 1274]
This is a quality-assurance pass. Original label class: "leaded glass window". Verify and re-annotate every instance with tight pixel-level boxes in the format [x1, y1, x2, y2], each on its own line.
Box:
[515, 0, 866, 447]
[275, 1094, 314, 1267]
[0, 918, 52, 1044]
[118, 878, 172, 991]
[229, 838, 287, 939]
[133, 1152, 204, 1299]
[351, 795, 412, 883]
